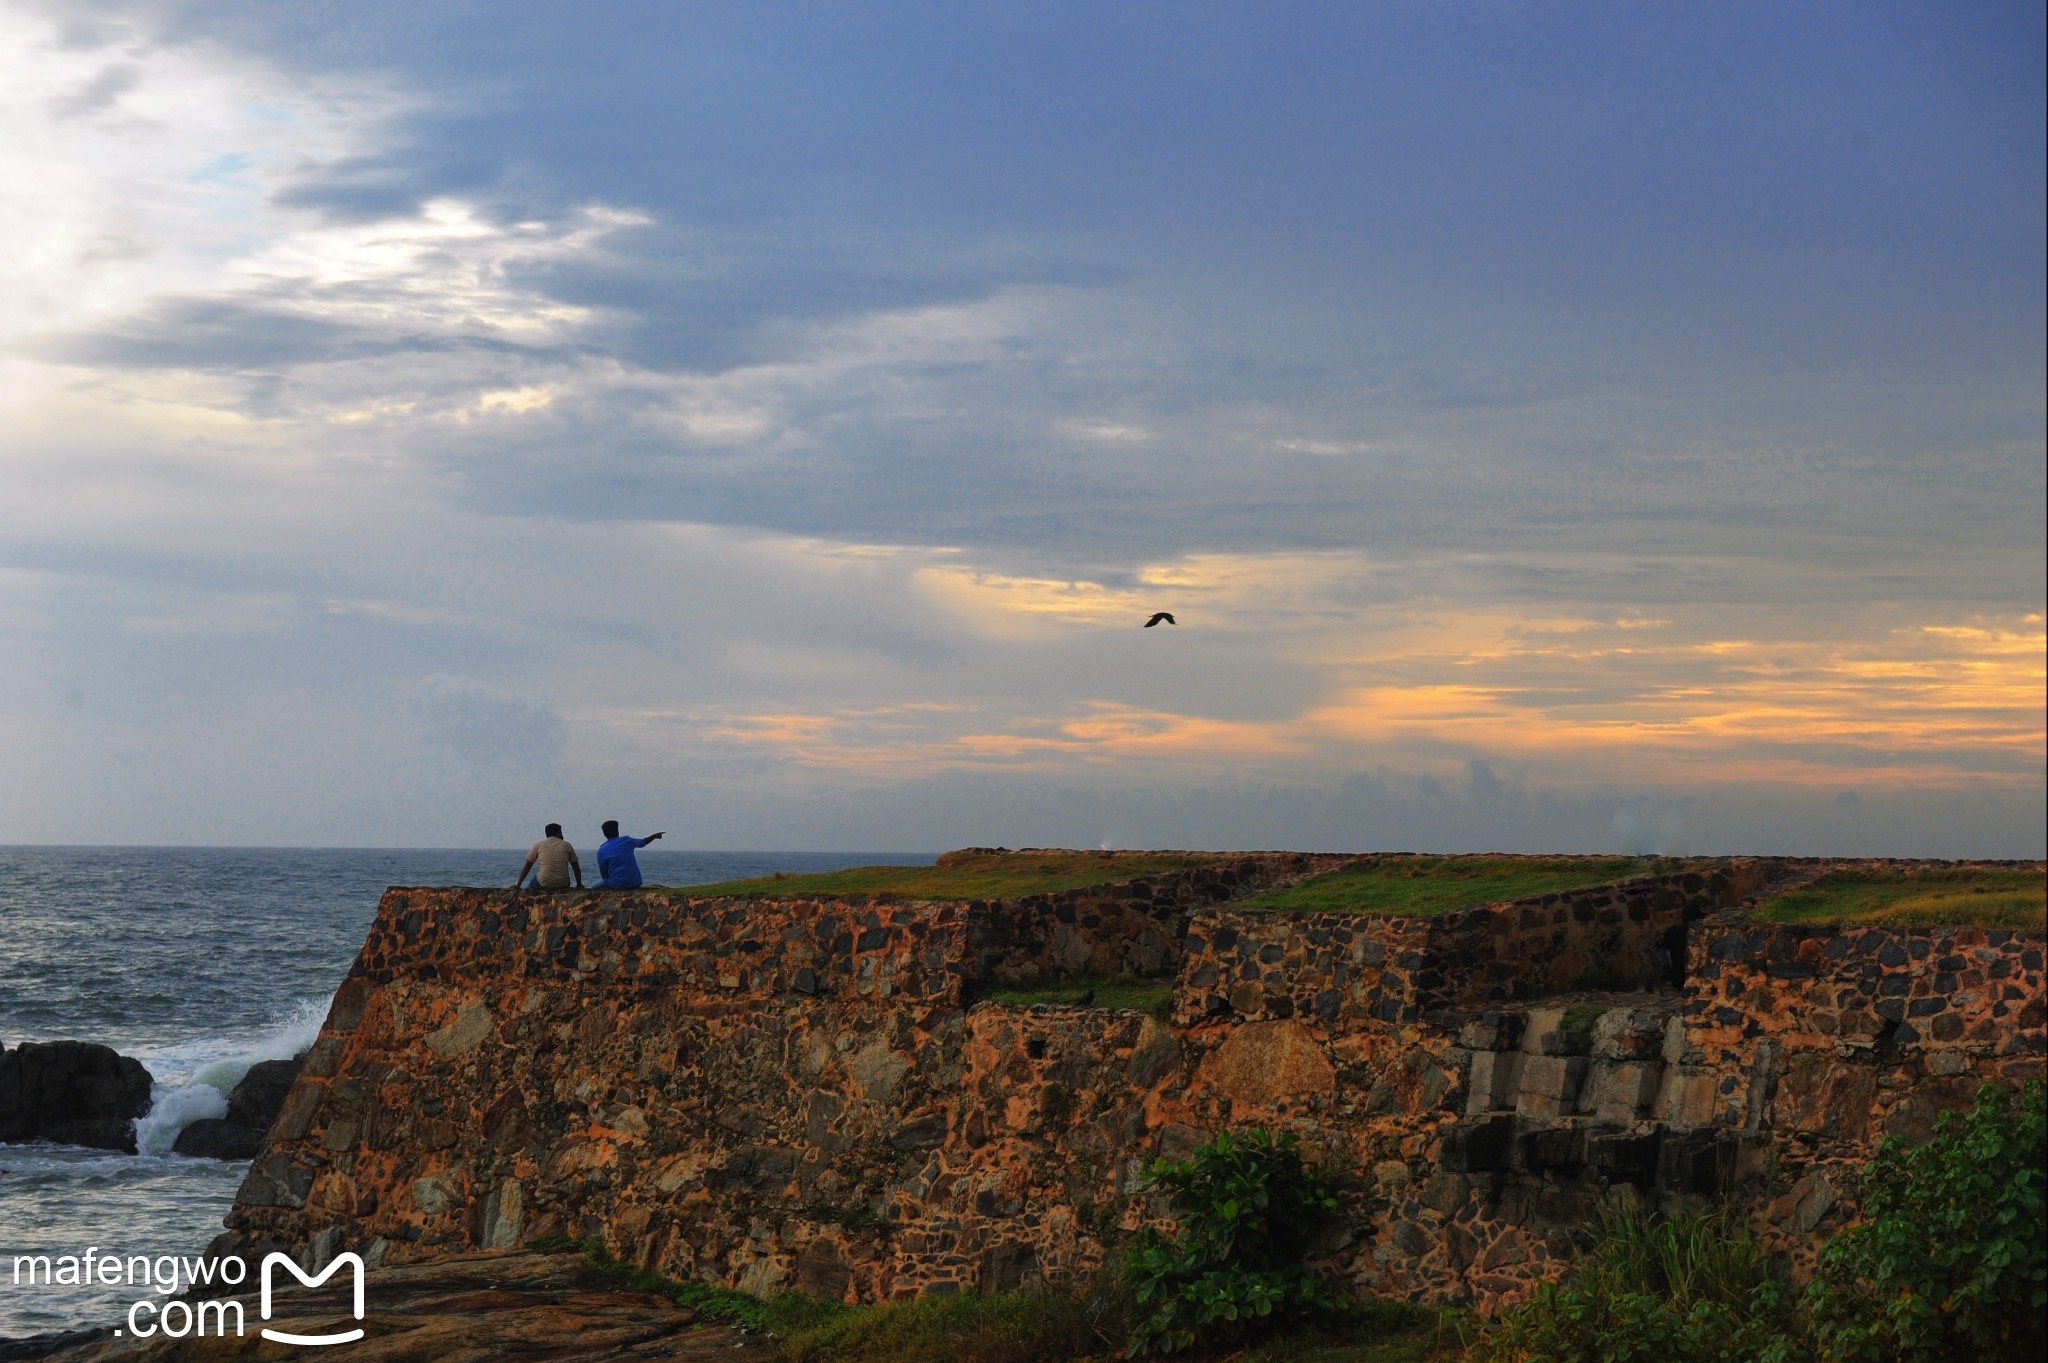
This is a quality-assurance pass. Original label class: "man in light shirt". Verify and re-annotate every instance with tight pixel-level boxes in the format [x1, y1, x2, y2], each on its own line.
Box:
[514, 823, 583, 891]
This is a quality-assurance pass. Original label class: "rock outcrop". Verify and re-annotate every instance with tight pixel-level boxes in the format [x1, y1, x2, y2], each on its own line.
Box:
[172, 1118, 265, 1161]
[226, 1057, 302, 1133]
[6, 1249, 760, 1362]
[172, 1055, 307, 1161]
[0, 1040, 153, 1153]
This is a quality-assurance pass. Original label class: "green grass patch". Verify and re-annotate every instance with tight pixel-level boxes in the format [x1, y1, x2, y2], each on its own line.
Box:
[773, 1289, 1112, 1363]
[1751, 865, 2044, 930]
[976, 972, 1177, 1019]
[1235, 857, 1655, 917]
[673, 850, 1228, 903]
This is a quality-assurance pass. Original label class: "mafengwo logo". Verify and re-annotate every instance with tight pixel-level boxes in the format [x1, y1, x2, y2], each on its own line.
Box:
[259, 1251, 367, 1346]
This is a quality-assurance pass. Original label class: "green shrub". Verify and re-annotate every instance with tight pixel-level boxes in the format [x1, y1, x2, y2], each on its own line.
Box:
[1464, 1203, 1805, 1363]
[1804, 1078, 2046, 1363]
[1123, 1128, 1349, 1355]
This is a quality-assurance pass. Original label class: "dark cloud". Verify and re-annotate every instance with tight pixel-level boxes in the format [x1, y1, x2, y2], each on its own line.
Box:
[46, 296, 568, 374]
[49, 61, 141, 119]
[412, 679, 564, 765]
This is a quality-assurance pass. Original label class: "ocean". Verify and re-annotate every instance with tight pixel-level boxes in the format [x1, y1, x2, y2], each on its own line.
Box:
[0, 846, 933, 1339]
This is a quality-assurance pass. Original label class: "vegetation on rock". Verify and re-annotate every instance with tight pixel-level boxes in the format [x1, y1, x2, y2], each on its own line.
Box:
[1751, 865, 2045, 930]
[1234, 856, 1653, 916]
[1469, 1081, 2048, 1362]
[1124, 1128, 1349, 1355]
[675, 850, 1228, 901]
[1802, 1078, 2047, 1362]
[1462, 1203, 1800, 1363]
[977, 972, 1177, 1019]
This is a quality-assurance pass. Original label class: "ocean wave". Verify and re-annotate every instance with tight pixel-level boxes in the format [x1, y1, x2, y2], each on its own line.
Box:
[129, 998, 330, 1157]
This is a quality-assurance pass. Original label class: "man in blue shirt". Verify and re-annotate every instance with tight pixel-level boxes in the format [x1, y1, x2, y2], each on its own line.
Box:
[596, 820, 664, 889]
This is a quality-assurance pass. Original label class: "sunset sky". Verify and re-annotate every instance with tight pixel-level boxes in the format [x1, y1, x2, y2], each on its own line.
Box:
[2, 1, 2042, 854]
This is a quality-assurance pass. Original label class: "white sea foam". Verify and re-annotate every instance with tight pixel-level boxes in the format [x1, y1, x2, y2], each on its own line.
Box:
[129, 998, 331, 1157]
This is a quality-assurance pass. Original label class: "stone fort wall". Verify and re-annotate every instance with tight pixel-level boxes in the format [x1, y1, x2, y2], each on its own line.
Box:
[218, 857, 2045, 1309]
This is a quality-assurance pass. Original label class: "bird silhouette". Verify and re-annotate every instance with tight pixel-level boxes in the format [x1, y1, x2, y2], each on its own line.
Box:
[1143, 612, 1176, 628]
[1074, 988, 1096, 1006]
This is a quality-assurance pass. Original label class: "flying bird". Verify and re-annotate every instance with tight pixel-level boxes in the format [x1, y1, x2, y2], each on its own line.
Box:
[1143, 612, 1176, 628]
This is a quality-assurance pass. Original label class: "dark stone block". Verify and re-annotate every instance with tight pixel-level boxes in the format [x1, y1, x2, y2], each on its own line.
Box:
[173, 1118, 264, 1161]
[1587, 1129, 1662, 1182]
[1765, 962, 1816, 980]
[1515, 1126, 1583, 1171]
[1440, 1115, 1514, 1173]
[1657, 1132, 1735, 1196]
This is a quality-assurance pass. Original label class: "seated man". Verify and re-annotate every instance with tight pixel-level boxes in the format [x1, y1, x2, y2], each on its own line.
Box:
[514, 823, 582, 890]
[596, 819, 664, 889]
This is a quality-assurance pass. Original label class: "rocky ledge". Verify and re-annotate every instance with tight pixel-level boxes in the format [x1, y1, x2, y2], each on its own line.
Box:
[0, 1249, 761, 1362]
[171, 1058, 303, 1162]
[0, 1041, 153, 1153]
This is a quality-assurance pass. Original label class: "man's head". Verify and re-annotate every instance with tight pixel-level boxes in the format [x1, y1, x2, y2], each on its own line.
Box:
[544, 823, 563, 839]
[601, 820, 620, 838]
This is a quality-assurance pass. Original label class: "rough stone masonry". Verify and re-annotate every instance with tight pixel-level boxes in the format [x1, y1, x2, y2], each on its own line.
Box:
[213, 853, 2045, 1309]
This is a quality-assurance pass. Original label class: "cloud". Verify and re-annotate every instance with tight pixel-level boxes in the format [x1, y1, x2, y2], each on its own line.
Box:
[412, 677, 564, 765]
[48, 59, 139, 118]
[0, 0, 2038, 855]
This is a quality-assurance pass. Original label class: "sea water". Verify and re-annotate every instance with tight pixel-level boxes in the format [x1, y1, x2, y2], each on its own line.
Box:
[0, 846, 931, 1339]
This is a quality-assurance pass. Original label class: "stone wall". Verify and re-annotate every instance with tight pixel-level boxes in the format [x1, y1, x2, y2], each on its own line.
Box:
[217, 861, 2045, 1311]
[1176, 862, 1765, 1028]
[964, 852, 1351, 984]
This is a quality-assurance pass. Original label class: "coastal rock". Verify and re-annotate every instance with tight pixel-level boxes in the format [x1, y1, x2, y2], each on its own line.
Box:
[13, 1248, 762, 1362]
[0, 1040, 153, 1153]
[173, 1117, 266, 1161]
[226, 1055, 305, 1133]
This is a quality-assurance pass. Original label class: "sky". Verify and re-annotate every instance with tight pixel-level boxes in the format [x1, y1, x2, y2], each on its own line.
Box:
[0, 0, 2041, 854]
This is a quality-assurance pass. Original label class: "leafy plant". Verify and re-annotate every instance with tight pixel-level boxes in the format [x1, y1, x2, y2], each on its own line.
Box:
[1464, 1202, 1806, 1363]
[1803, 1078, 2046, 1363]
[1123, 1128, 1349, 1355]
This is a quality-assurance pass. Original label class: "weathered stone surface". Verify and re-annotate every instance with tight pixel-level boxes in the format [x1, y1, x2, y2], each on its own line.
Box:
[0, 1039, 153, 1153]
[1579, 1060, 1659, 1123]
[1465, 1049, 1520, 1115]
[1514, 1055, 1587, 1120]
[1195, 1019, 1334, 1110]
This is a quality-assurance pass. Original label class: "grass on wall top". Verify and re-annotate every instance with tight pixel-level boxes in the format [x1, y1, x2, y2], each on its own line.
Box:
[1231, 856, 1656, 917]
[1750, 865, 2045, 930]
[672, 849, 1229, 902]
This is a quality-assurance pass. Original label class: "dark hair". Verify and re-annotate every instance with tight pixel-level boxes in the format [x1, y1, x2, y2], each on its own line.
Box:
[601, 820, 620, 838]
[544, 823, 563, 838]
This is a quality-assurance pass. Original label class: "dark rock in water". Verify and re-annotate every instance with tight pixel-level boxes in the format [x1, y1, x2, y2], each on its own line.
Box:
[173, 1117, 265, 1161]
[0, 1040, 153, 1153]
[227, 1055, 304, 1133]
